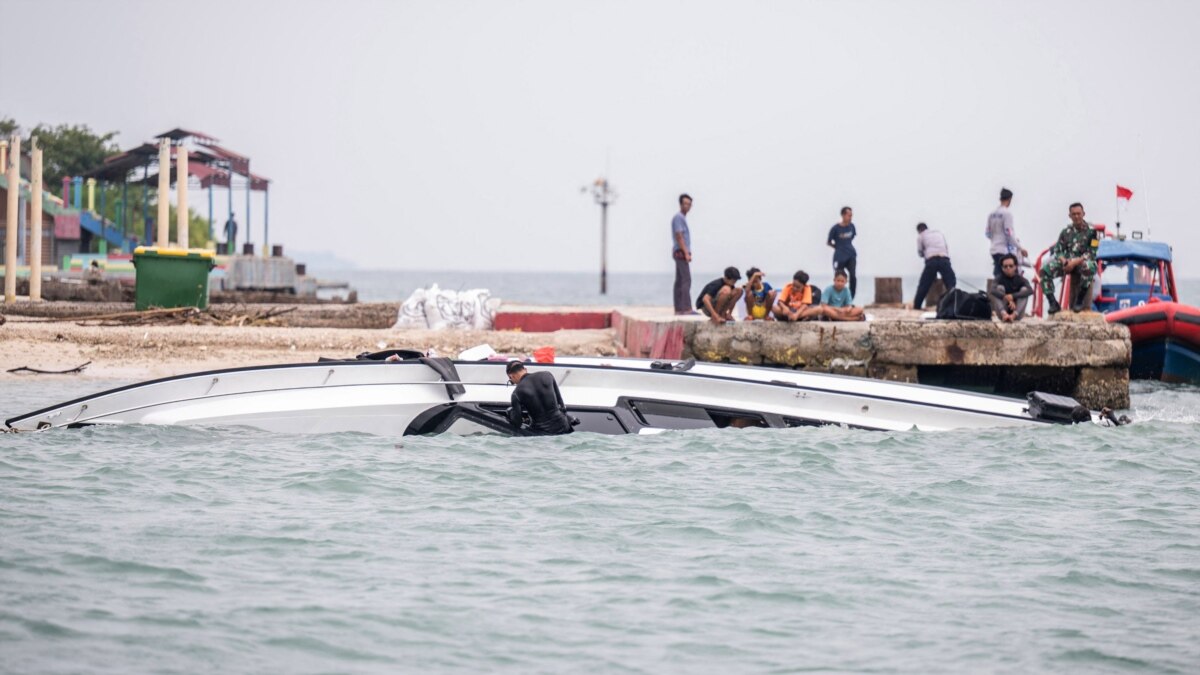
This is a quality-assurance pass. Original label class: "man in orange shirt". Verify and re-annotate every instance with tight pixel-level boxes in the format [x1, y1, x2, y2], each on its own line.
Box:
[773, 270, 825, 322]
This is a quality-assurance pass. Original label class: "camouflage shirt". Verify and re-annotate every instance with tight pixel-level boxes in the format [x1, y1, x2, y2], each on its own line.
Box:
[1050, 221, 1098, 261]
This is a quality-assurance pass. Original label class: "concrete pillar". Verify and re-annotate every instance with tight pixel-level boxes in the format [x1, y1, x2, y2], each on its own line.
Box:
[0, 140, 7, 174]
[156, 138, 170, 248]
[4, 135, 19, 303]
[72, 177, 82, 210]
[176, 146, 188, 249]
[30, 139, 42, 301]
[86, 177, 96, 212]
[62, 176, 69, 204]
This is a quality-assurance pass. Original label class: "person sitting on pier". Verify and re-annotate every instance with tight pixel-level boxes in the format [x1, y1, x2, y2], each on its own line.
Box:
[742, 267, 776, 321]
[696, 266, 744, 324]
[774, 270, 825, 322]
[822, 271, 865, 321]
[990, 254, 1033, 322]
[1040, 202, 1099, 314]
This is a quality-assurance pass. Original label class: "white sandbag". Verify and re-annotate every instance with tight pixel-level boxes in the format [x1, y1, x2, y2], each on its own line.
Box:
[425, 285, 472, 330]
[392, 288, 428, 329]
[475, 296, 500, 330]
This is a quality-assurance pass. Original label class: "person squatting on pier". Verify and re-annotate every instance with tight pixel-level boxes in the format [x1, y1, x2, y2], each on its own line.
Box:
[913, 223, 957, 310]
[1040, 202, 1099, 314]
[826, 206, 858, 300]
[506, 362, 575, 435]
[990, 254, 1033, 322]
[671, 194, 695, 315]
[986, 188, 1028, 278]
[697, 267, 744, 324]
[742, 267, 777, 321]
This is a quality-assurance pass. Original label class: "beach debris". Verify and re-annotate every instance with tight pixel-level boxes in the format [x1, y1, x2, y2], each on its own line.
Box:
[7, 361, 92, 375]
[62, 305, 298, 327]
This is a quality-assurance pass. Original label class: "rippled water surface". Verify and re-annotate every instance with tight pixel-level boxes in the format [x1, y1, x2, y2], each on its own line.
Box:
[2, 379, 1199, 673]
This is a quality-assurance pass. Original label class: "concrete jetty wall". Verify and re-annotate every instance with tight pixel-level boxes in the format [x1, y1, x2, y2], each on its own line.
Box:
[618, 311, 1130, 409]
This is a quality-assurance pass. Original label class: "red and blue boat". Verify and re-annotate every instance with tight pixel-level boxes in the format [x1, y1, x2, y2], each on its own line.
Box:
[1093, 239, 1200, 384]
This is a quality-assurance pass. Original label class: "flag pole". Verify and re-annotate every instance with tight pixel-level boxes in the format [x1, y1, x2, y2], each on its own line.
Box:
[1114, 187, 1120, 239]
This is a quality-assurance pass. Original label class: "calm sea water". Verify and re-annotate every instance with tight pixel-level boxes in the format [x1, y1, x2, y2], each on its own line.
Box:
[2, 379, 1198, 673]
[318, 268, 1200, 307]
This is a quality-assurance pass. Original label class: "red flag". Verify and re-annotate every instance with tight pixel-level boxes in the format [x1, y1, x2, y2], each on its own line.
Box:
[1116, 185, 1134, 200]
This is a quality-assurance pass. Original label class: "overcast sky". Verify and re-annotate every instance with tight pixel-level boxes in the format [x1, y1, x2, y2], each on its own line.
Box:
[4, 0, 1198, 278]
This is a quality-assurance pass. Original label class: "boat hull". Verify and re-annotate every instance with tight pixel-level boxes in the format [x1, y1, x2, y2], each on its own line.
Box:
[5, 357, 1087, 435]
[1105, 301, 1200, 385]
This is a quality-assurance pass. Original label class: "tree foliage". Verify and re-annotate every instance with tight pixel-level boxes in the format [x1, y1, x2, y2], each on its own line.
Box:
[29, 123, 119, 187]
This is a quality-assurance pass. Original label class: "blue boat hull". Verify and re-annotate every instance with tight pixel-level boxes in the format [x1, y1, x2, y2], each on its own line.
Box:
[1130, 337, 1200, 384]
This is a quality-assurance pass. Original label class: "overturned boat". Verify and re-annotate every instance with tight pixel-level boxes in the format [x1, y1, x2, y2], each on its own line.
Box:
[4, 351, 1118, 435]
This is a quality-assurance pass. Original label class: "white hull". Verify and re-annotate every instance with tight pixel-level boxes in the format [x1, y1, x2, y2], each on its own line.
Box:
[5, 357, 1088, 435]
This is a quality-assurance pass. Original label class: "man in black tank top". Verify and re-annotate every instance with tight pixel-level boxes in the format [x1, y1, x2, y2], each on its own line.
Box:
[506, 362, 575, 435]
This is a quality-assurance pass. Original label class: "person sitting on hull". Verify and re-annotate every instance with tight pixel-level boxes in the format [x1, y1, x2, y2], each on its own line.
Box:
[696, 266, 744, 324]
[506, 361, 575, 435]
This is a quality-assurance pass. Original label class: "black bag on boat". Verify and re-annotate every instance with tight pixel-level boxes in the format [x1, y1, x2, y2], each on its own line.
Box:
[935, 288, 991, 320]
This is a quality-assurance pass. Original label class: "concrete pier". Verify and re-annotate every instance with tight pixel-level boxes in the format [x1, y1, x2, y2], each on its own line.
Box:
[613, 309, 1130, 409]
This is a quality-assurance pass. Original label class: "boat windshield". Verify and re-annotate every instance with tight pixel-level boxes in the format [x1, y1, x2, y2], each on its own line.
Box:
[1101, 260, 1159, 290]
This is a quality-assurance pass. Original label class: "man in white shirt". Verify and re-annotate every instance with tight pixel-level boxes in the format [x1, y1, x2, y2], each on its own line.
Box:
[986, 188, 1028, 277]
[914, 222, 957, 310]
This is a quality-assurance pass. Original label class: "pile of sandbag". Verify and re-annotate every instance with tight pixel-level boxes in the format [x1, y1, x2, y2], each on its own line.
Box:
[392, 285, 501, 330]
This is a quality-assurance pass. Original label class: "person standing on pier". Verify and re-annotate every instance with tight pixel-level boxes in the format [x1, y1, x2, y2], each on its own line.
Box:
[224, 214, 239, 255]
[986, 188, 1028, 277]
[913, 222, 957, 310]
[1040, 202, 1098, 314]
[826, 206, 858, 299]
[671, 194, 694, 315]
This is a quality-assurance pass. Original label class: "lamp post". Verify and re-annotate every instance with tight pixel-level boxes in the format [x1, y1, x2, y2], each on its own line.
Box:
[587, 177, 617, 294]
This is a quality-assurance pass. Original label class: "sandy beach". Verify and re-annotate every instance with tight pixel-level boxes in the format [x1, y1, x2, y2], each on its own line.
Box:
[0, 318, 618, 381]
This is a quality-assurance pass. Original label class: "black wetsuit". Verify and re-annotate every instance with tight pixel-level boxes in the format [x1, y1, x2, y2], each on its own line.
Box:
[507, 371, 574, 435]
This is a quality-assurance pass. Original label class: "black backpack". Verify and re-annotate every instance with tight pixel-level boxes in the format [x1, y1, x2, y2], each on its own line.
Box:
[935, 288, 991, 320]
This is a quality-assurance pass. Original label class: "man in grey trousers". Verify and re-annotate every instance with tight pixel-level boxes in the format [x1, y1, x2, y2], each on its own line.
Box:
[671, 193, 694, 314]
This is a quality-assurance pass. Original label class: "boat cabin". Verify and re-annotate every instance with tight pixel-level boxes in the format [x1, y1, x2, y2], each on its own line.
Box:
[1094, 239, 1176, 313]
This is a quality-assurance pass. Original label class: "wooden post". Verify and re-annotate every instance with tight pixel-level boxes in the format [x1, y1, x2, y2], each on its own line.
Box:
[156, 138, 170, 248]
[176, 145, 188, 248]
[4, 135, 20, 303]
[924, 279, 947, 309]
[30, 138, 42, 301]
[874, 276, 903, 305]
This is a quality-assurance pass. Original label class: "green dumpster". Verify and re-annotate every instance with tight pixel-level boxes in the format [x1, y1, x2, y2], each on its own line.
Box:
[132, 246, 217, 310]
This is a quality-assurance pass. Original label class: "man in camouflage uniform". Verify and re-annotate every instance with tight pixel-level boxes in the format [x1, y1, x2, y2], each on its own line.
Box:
[1040, 202, 1099, 314]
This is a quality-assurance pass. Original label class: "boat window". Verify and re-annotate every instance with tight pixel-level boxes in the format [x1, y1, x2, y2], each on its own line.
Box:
[628, 400, 717, 429]
[783, 416, 829, 428]
[709, 411, 768, 429]
[444, 417, 502, 436]
[627, 400, 767, 430]
[566, 409, 628, 434]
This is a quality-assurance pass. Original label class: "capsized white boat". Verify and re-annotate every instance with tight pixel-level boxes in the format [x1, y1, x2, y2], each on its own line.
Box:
[4, 350, 1125, 435]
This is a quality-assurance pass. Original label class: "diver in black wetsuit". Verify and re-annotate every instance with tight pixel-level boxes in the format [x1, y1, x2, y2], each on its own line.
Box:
[505, 361, 574, 435]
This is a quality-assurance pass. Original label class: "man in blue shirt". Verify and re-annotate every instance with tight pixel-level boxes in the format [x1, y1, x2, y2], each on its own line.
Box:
[671, 194, 694, 314]
[826, 206, 858, 299]
[821, 271, 864, 321]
